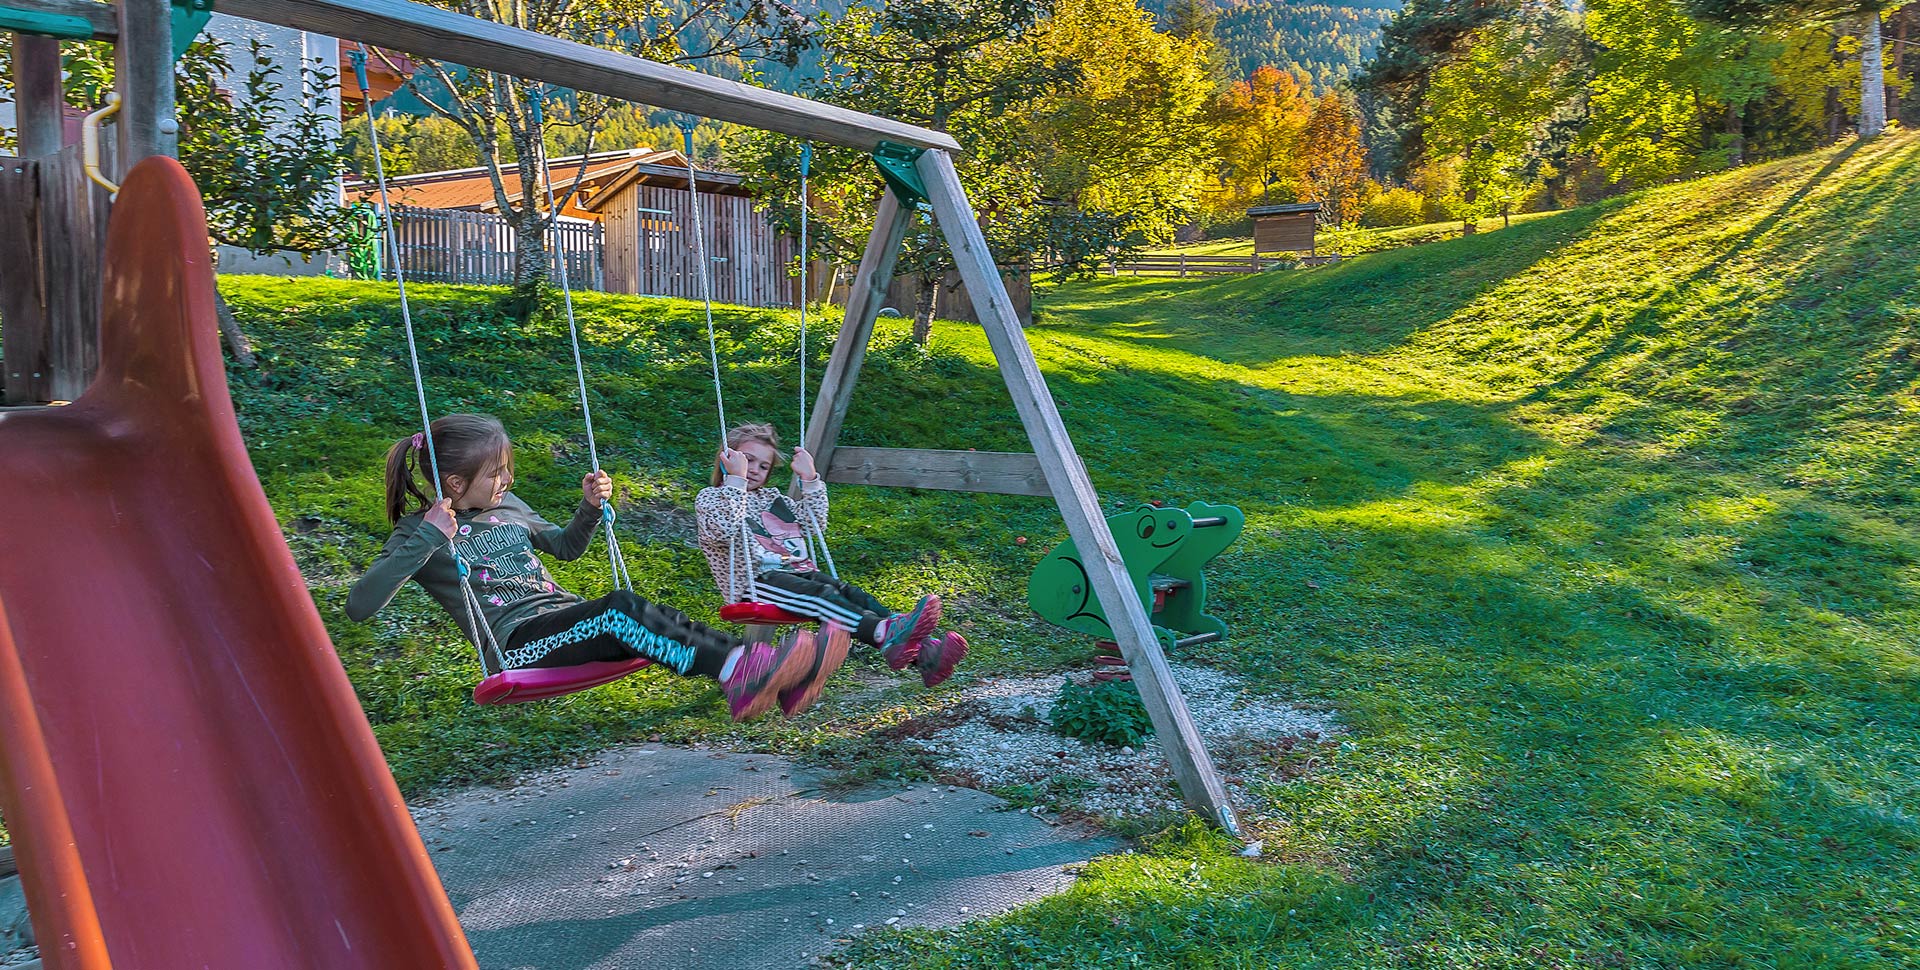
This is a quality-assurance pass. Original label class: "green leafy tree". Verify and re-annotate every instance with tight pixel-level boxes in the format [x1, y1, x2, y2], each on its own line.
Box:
[1423, 13, 1585, 229]
[1020, 0, 1218, 247]
[761, 0, 1067, 344]
[1582, 0, 1781, 185]
[1685, 0, 1896, 136]
[1354, 0, 1524, 178]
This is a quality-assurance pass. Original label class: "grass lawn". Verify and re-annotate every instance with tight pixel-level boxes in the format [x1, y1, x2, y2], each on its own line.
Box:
[1159, 210, 1565, 258]
[226, 130, 1918, 966]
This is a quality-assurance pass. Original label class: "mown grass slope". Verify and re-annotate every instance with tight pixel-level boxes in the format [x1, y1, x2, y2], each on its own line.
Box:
[227, 130, 1918, 966]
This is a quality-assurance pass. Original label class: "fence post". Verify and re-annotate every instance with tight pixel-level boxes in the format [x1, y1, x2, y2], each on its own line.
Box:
[1179, 253, 1186, 277]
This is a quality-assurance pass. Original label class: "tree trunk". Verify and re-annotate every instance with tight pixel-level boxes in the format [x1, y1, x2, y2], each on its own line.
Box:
[513, 215, 550, 291]
[214, 289, 258, 370]
[1726, 101, 1746, 167]
[912, 275, 938, 347]
[1861, 11, 1887, 138]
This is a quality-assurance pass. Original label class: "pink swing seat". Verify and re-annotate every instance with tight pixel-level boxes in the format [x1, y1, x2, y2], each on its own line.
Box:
[719, 601, 813, 626]
[472, 658, 651, 706]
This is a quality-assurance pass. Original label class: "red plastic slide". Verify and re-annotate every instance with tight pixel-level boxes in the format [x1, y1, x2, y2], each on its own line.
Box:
[0, 158, 476, 968]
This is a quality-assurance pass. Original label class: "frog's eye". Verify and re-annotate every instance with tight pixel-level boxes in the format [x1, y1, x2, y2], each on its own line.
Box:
[1137, 518, 1155, 539]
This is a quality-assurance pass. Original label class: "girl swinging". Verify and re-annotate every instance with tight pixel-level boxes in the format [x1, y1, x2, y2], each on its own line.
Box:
[694, 423, 968, 691]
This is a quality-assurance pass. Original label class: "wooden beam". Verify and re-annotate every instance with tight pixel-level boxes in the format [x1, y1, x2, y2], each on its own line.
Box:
[217, 0, 961, 154]
[13, 34, 67, 156]
[824, 447, 1050, 496]
[916, 148, 1240, 834]
[115, 0, 175, 167]
[0, 158, 53, 404]
[4, 0, 117, 40]
[800, 190, 912, 475]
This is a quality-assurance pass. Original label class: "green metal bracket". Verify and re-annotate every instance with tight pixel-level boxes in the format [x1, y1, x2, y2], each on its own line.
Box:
[871, 140, 928, 207]
[0, 6, 95, 39]
[171, 0, 214, 61]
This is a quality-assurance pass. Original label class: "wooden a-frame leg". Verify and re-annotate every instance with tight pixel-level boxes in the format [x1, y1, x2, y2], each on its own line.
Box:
[800, 189, 913, 477]
[914, 148, 1239, 834]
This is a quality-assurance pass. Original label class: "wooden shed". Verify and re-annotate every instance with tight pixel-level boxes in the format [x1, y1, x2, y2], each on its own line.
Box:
[583, 160, 800, 308]
[1249, 202, 1321, 255]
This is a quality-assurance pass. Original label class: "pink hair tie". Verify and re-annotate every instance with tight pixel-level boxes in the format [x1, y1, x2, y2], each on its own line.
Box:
[410, 432, 425, 450]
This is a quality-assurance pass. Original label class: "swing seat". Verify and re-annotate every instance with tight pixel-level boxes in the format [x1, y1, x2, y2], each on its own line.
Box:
[472, 658, 650, 706]
[719, 601, 813, 626]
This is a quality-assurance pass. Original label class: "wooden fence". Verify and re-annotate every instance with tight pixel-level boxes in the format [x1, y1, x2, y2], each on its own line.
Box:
[1108, 253, 1339, 276]
[383, 205, 606, 290]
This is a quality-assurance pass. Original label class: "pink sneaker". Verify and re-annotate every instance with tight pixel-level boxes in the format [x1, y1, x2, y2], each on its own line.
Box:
[779, 622, 853, 717]
[879, 594, 941, 670]
[722, 630, 817, 722]
[915, 631, 969, 688]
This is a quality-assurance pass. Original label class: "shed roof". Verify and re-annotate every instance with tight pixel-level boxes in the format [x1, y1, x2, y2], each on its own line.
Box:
[1247, 202, 1322, 217]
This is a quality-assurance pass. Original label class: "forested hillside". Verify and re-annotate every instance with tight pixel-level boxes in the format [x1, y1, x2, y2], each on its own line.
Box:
[1139, 0, 1401, 90]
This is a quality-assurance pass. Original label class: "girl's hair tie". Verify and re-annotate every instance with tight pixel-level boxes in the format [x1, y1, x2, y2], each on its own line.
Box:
[410, 432, 426, 451]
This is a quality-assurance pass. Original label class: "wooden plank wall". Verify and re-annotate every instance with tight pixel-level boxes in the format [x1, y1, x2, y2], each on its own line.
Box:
[610, 184, 794, 308]
[1253, 212, 1316, 254]
[0, 147, 107, 404]
[882, 266, 1033, 326]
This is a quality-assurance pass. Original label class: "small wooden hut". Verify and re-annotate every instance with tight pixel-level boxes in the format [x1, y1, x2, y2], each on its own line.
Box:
[1248, 202, 1321, 255]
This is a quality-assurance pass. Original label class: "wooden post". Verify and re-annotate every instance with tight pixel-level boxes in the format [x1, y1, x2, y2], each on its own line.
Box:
[0, 158, 52, 405]
[115, 0, 177, 170]
[3, 35, 61, 404]
[915, 149, 1238, 833]
[14, 35, 65, 157]
[0, 149, 107, 404]
[800, 190, 911, 476]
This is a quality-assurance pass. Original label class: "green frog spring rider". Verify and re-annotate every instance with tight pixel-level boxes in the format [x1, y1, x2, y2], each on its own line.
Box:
[1026, 501, 1243, 654]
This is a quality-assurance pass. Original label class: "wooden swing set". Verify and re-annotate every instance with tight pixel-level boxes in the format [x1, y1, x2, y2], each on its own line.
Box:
[2, 0, 1236, 844]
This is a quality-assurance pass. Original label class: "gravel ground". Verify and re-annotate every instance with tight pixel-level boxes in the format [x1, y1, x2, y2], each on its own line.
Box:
[899, 664, 1344, 821]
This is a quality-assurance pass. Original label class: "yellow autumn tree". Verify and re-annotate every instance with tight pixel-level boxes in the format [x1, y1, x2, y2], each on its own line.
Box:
[1021, 0, 1219, 244]
[1207, 65, 1315, 216]
[1301, 92, 1374, 226]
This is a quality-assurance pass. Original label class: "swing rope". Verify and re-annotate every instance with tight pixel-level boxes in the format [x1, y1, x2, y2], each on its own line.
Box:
[535, 93, 632, 592]
[353, 45, 504, 675]
[680, 128, 838, 597]
[797, 142, 811, 438]
[791, 143, 838, 580]
[683, 126, 729, 445]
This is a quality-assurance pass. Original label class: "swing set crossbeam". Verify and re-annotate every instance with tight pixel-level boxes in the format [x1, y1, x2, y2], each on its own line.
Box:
[215, 0, 962, 154]
[823, 447, 1050, 497]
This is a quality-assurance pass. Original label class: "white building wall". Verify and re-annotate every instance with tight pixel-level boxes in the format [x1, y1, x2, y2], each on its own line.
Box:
[202, 14, 346, 275]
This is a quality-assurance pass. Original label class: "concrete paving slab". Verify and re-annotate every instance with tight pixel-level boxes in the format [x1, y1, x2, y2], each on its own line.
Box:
[415, 745, 1121, 970]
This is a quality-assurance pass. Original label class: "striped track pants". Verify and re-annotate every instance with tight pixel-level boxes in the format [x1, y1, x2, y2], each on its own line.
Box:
[749, 569, 893, 645]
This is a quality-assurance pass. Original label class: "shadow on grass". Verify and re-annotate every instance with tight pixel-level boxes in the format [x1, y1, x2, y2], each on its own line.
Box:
[1206, 436, 1920, 963]
[1036, 200, 1619, 364]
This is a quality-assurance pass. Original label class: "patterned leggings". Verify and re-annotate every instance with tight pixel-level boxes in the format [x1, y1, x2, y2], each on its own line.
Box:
[503, 590, 741, 679]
